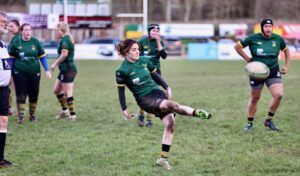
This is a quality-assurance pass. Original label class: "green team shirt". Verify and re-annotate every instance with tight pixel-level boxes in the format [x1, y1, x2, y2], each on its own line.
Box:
[10, 33, 21, 46]
[9, 37, 46, 75]
[138, 37, 166, 69]
[116, 56, 160, 100]
[239, 33, 287, 69]
[58, 35, 77, 72]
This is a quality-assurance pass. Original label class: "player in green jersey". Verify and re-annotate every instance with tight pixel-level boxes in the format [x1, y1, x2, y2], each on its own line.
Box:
[8, 19, 21, 46]
[9, 23, 52, 124]
[6, 19, 20, 116]
[51, 22, 77, 121]
[115, 39, 211, 170]
[137, 24, 168, 128]
[234, 18, 290, 132]
[139, 24, 167, 74]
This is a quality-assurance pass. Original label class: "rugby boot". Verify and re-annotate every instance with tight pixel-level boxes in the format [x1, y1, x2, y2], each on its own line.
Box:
[0, 159, 13, 168]
[244, 122, 253, 132]
[55, 109, 70, 119]
[146, 120, 153, 128]
[195, 109, 212, 119]
[137, 114, 144, 127]
[156, 158, 172, 171]
[29, 115, 36, 122]
[264, 119, 279, 131]
[69, 115, 76, 122]
[18, 116, 24, 124]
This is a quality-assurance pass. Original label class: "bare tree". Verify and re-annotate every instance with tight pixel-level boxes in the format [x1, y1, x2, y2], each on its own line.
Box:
[182, 0, 195, 22]
[148, 0, 166, 21]
[0, 0, 26, 12]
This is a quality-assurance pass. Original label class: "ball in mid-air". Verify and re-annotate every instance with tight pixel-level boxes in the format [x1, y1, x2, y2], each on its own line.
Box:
[245, 61, 270, 80]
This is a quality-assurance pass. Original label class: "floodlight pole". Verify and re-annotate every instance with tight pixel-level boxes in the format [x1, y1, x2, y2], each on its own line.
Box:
[64, 0, 68, 23]
[166, 0, 171, 23]
[143, 0, 148, 35]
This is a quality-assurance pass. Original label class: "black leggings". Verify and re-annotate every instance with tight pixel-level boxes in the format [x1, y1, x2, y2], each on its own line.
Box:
[12, 72, 40, 104]
[0, 86, 9, 116]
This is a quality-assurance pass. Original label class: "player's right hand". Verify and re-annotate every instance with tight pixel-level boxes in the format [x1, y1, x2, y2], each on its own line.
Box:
[50, 63, 56, 71]
[122, 110, 135, 120]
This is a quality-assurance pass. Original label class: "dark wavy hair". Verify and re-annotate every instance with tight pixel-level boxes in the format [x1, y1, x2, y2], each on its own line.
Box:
[115, 39, 140, 57]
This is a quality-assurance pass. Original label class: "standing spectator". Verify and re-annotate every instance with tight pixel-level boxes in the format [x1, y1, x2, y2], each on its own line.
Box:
[0, 11, 13, 168]
[51, 22, 77, 121]
[137, 24, 168, 128]
[234, 18, 290, 132]
[9, 23, 51, 124]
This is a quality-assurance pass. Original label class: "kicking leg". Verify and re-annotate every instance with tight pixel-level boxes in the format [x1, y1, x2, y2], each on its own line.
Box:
[159, 100, 211, 119]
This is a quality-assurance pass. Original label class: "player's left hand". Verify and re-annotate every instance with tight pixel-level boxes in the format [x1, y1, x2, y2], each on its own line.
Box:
[280, 66, 288, 74]
[45, 71, 52, 79]
[166, 87, 172, 100]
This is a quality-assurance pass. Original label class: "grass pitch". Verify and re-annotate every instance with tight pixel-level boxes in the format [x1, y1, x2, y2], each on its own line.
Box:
[2, 59, 300, 176]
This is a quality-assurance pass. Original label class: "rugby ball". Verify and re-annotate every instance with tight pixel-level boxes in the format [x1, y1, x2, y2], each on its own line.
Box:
[245, 61, 270, 80]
